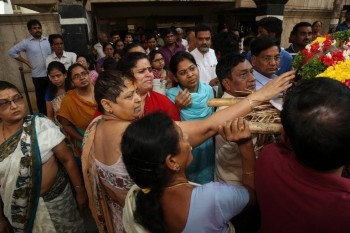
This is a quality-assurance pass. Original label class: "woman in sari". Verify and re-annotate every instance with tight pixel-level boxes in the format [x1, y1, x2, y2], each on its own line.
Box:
[166, 51, 215, 184]
[122, 112, 254, 233]
[57, 63, 97, 156]
[82, 68, 295, 232]
[0, 81, 87, 233]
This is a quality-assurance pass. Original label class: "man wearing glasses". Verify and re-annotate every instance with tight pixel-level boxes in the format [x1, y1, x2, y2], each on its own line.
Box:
[251, 36, 281, 90]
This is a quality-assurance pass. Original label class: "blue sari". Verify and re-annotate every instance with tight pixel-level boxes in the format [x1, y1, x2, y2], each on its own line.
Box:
[167, 82, 215, 184]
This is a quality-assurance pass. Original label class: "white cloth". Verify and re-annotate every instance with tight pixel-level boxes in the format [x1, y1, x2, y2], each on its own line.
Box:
[94, 42, 105, 59]
[0, 117, 65, 231]
[253, 70, 277, 90]
[181, 38, 188, 47]
[191, 48, 217, 84]
[45, 51, 77, 70]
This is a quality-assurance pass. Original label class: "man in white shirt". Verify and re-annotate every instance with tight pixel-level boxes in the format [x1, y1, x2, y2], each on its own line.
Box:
[93, 32, 108, 59]
[250, 36, 280, 90]
[190, 24, 218, 86]
[46, 34, 77, 70]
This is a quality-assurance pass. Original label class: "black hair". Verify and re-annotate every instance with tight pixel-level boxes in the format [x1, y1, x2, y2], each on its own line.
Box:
[27, 19, 41, 30]
[216, 53, 246, 92]
[312, 21, 322, 27]
[103, 57, 118, 71]
[102, 42, 114, 52]
[110, 30, 120, 38]
[257, 17, 283, 42]
[291, 22, 312, 36]
[250, 36, 280, 56]
[48, 34, 64, 46]
[46, 61, 71, 100]
[169, 51, 197, 77]
[117, 52, 149, 77]
[146, 33, 158, 42]
[161, 28, 176, 38]
[212, 32, 240, 58]
[281, 78, 350, 171]
[94, 70, 135, 113]
[121, 112, 180, 233]
[243, 35, 255, 48]
[0, 81, 20, 93]
[123, 42, 145, 54]
[149, 50, 164, 63]
[67, 63, 87, 82]
[195, 23, 212, 36]
[217, 23, 228, 33]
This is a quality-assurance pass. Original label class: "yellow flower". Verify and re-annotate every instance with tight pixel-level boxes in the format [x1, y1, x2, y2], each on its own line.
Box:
[312, 36, 327, 45]
[317, 59, 350, 82]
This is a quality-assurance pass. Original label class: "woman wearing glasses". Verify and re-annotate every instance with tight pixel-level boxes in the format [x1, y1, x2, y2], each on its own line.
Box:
[0, 81, 87, 232]
[149, 50, 174, 94]
[167, 51, 215, 184]
[57, 63, 97, 156]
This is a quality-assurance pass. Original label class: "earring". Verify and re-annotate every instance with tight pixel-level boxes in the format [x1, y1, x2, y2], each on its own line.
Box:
[175, 166, 180, 171]
[109, 110, 113, 114]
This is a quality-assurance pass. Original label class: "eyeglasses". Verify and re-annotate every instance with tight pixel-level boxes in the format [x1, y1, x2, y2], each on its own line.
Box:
[72, 71, 89, 80]
[259, 56, 281, 63]
[134, 67, 153, 74]
[0, 94, 24, 110]
[177, 64, 197, 77]
[152, 58, 164, 63]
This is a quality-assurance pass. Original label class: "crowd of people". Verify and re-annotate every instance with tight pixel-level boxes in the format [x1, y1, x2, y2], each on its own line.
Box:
[1, 16, 349, 233]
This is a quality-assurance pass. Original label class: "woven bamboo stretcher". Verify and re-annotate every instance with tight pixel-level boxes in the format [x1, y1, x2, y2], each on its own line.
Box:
[208, 97, 282, 134]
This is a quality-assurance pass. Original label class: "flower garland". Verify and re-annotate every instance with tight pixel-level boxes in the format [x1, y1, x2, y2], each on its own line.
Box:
[293, 30, 350, 86]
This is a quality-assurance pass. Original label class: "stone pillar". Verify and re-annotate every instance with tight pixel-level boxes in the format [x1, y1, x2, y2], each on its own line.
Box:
[253, 0, 289, 21]
[329, 0, 345, 33]
[58, 1, 90, 55]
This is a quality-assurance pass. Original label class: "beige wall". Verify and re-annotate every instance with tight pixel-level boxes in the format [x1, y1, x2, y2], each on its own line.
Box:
[0, 13, 60, 113]
[281, 0, 337, 48]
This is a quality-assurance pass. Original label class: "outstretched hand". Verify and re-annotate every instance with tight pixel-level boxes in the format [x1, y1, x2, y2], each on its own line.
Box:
[218, 118, 252, 144]
[250, 70, 295, 102]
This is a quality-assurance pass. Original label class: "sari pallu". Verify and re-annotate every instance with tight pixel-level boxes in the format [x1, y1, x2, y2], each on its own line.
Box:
[82, 116, 134, 233]
[0, 115, 84, 233]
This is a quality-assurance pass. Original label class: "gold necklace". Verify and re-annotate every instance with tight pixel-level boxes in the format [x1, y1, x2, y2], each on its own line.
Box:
[165, 182, 191, 189]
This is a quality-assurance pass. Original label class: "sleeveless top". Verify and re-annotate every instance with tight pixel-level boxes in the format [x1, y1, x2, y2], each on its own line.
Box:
[95, 157, 134, 233]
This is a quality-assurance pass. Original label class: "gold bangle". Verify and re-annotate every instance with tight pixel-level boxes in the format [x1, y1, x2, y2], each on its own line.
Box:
[243, 171, 255, 175]
[246, 97, 254, 111]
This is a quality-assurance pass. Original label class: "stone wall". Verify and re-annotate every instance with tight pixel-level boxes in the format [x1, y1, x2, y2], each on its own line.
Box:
[0, 13, 60, 113]
[281, 0, 336, 48]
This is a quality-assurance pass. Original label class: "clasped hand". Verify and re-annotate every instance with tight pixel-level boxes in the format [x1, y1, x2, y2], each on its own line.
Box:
[175, 88, 192, 109]
[218, 118, 252, 145]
